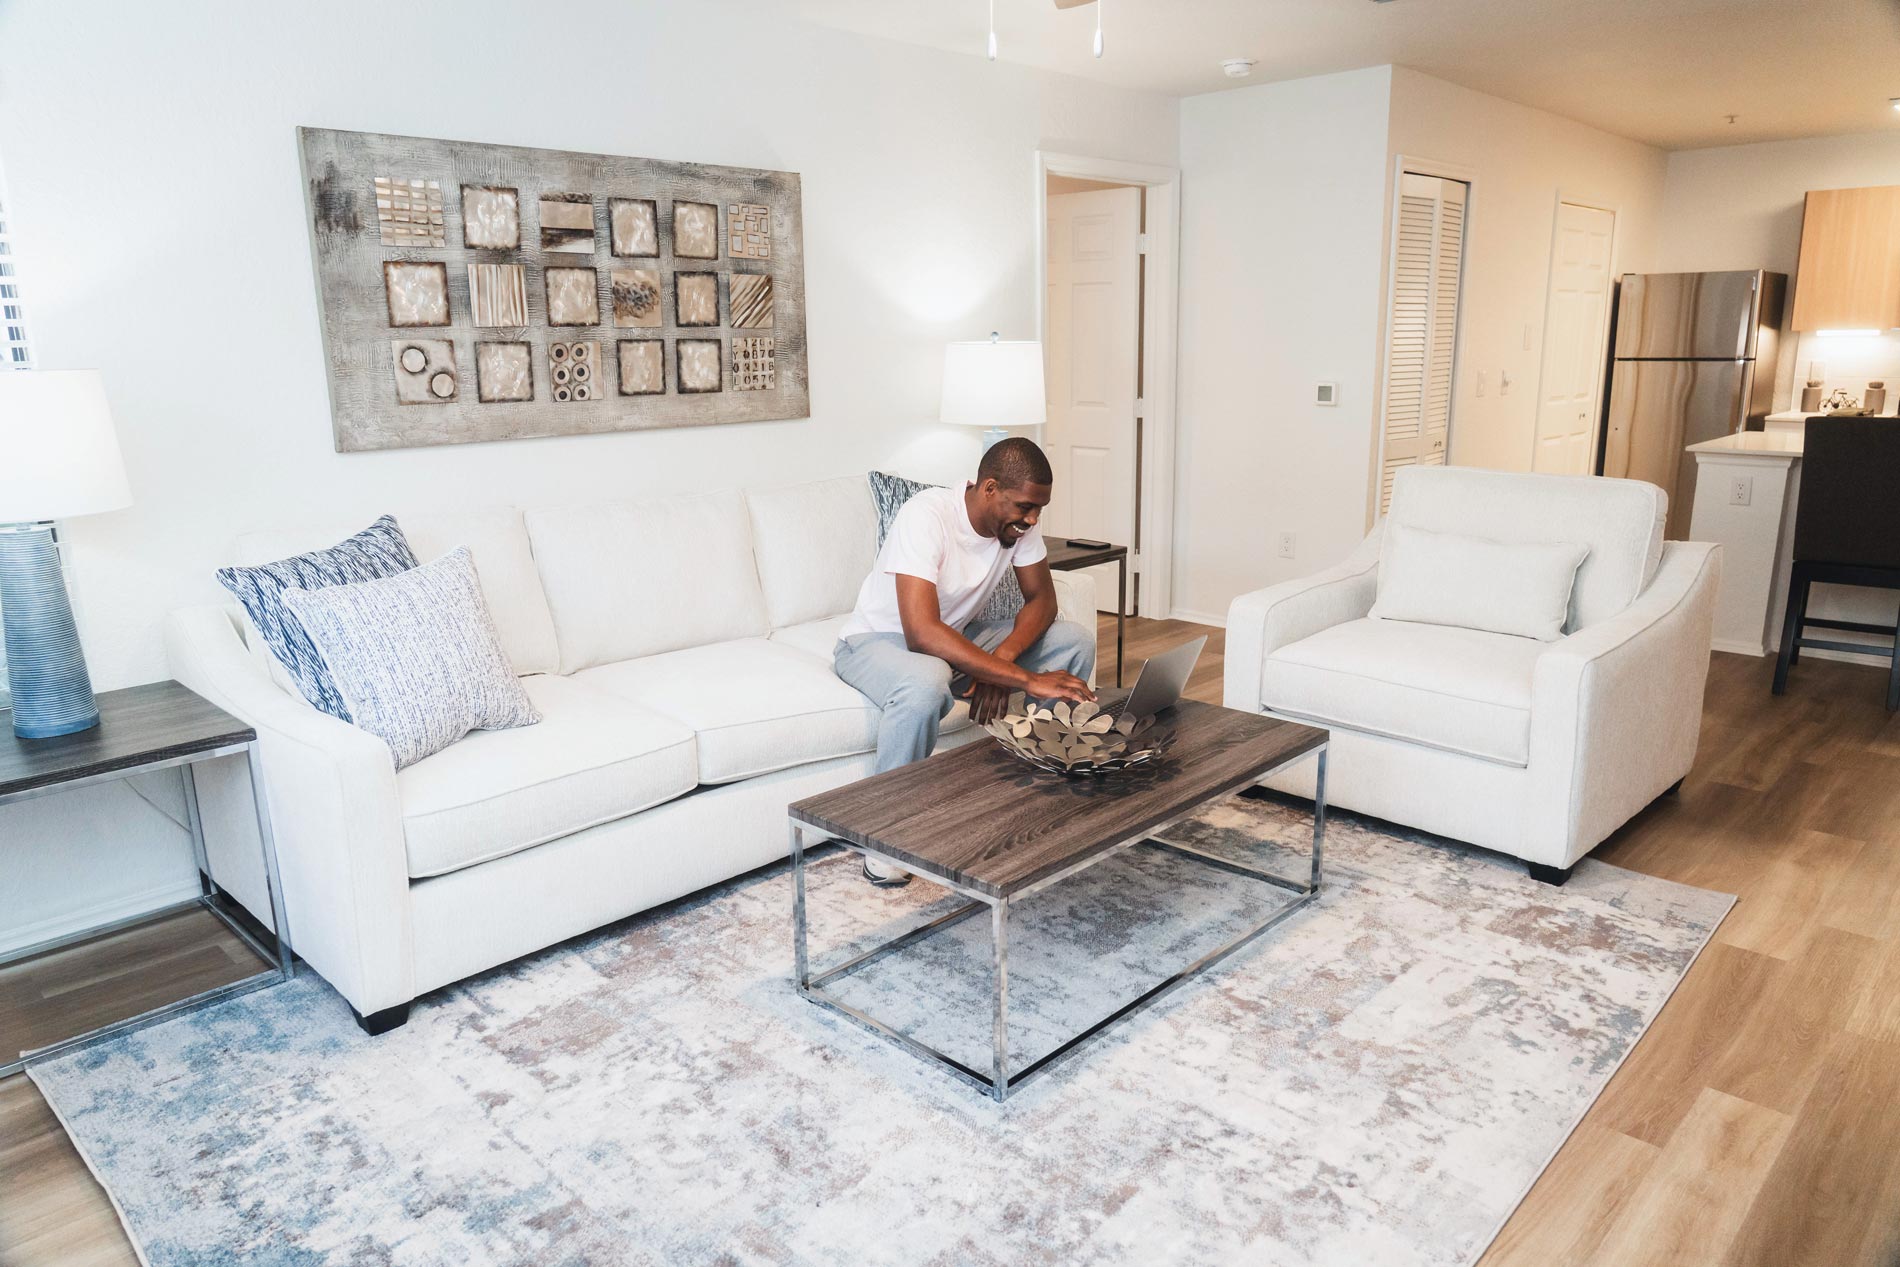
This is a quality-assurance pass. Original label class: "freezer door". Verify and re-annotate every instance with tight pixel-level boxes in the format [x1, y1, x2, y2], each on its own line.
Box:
[1602, 358, 1750, 539]
[1614, 271, 1764, 360]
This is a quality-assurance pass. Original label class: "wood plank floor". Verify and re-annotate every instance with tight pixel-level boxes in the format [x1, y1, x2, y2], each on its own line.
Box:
[2, 614, 1896, 1266]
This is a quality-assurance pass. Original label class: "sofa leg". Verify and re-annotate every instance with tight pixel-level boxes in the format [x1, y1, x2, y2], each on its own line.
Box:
[352, 1003, 411, 1036]
[1527, 862, 1573, 887]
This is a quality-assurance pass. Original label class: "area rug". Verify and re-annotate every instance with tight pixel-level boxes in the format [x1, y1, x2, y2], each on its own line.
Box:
[32, 796, 1731, 1267]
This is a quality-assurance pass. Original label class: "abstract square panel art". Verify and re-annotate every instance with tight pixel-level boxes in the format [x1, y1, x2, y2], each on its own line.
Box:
[391, 339, 458, 404]
[611, 268, 662, 328]
[461, 185, 521, 250]
[678, 340, 722, 393]
[476, 342, 533, 403]
[610, 198, 658, 258]
[375, 177, 445, 247]
[547, 340, 600, 402]
[545, 267, 600, 327]
[676, 272, 719, 327]
[730, 273, 773, 329]
[382, 261, 450, 327]
[733, 337, 775, 391]
[539, 193, 595, 254]
[617, 339, 664, 395]
[300, 127, 807, 450]
[729, 203, 771, 260]
[673, 201, 719, 259]
[468, 263, 528, 327]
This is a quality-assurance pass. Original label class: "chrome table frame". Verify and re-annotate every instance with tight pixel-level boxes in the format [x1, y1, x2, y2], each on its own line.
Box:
[1, 741, 294, 1077]
[790, 743, 1326, 1102]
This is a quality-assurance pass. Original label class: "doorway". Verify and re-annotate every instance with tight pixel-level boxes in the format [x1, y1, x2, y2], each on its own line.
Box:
[1035, 153, 1180, 620]
[1531, 201, 1616, 474]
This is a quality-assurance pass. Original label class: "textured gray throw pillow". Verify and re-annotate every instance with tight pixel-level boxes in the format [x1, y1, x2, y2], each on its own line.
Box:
[282, 547, 540, 768]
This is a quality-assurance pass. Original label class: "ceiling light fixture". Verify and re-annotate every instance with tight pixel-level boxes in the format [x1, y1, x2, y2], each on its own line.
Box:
[1891, 97, 1900, 112]
[1221, 58, 1256, 78]
[1816, 329, 1881, 338]
[987, 0, 998, 60]
[1093, 0, 1104, 58]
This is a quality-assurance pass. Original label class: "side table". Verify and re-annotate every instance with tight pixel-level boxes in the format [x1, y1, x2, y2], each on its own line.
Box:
[1045, 537, 1129, 686]
[0, 680, 293, 1075]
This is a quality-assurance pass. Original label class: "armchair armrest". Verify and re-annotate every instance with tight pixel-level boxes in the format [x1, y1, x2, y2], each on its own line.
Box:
[165, 604, 415, 1016]
[1528, 541, 1722, 864]
[1223, 525, 1384, 712]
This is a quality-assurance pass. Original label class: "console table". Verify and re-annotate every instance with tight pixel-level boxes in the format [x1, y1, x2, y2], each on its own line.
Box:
[0, 680, 293, 1075]
[1046, 537, 1128, 686]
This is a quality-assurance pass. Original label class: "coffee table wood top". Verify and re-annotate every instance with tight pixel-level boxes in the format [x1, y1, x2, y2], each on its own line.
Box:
[789, 699, 1325, 899]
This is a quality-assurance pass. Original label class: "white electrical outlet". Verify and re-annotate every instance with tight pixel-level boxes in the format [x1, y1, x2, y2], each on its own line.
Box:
[1277, 532, 1297, 560]
[1728, 475, 1753, 506]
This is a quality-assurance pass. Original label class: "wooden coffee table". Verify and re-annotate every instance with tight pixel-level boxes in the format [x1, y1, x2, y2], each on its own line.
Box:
[787, 699, 1327, 1101]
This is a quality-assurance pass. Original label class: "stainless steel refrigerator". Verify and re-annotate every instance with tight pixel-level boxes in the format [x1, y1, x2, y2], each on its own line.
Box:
[1601, 270, 1786, 539]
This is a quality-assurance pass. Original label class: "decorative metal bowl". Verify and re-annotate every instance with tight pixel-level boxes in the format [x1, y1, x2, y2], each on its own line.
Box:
[983, 693, 1170, 778]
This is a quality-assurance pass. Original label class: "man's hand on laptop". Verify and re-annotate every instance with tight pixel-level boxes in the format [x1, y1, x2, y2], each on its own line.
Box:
[1024, 670, 1094, 707]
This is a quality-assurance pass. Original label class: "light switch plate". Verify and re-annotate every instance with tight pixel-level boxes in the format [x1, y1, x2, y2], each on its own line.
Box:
[1315, 382, 1338, 406]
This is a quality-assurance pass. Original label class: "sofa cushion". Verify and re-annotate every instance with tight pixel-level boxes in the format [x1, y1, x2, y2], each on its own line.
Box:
[1262, 618, 1544, 766]
[575, 637, 881, 783]
[769, 615, 976, 734]
[526, 490, 770, 673]
[1386, 465, 1663, 633]
[746, 476, 879, 629]
[397, 674, 698, 878]
[231, 506, 561, 676]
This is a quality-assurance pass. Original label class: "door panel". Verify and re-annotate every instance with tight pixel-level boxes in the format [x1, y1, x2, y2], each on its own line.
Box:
[1614, 271, 1762, 360]
[1533, 203, 1615, 474]
[1603, 359, 1747, 539]
[1045, 186, 1140, 610]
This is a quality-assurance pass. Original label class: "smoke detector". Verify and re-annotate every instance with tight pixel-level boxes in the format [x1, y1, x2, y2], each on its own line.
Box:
[1221, 58, 1256, 79]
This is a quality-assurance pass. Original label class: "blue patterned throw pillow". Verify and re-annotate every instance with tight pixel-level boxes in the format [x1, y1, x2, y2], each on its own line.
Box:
[867, 471, 1025, 623]
[215, 515, 418, 722]
[281, 548, 540, 769]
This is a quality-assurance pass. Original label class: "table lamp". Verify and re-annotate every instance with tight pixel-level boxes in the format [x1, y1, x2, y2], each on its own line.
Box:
[941, 333, 1046, 451]
[0, 370, 132, 738]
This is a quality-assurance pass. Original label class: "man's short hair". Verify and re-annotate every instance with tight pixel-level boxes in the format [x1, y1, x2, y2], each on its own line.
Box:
[978, 437, 1054, 490]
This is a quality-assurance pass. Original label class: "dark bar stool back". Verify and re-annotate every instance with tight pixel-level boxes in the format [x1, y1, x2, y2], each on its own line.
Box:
[1772, 418, 1900, 710]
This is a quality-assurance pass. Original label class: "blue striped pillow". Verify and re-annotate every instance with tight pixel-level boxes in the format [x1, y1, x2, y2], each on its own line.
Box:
[215, 515, 418, 722]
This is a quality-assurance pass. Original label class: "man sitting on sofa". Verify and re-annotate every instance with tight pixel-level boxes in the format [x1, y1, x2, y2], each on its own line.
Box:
[836, 437, 1097, 885]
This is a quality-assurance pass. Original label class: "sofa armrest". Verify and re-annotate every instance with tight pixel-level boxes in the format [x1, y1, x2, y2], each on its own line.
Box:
[165, 604, 416, 1016]
[1222, 525, 1384, 712]
[1528, 541, 1722, 864]
[1049, 570, 1098, 687]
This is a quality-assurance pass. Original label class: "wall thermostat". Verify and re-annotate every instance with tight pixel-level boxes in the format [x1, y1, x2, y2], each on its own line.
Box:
[1315, 382, 1339, 406]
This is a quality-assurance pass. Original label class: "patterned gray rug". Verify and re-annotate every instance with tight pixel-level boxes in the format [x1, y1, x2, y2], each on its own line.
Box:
[32, 796, 1731, 1267]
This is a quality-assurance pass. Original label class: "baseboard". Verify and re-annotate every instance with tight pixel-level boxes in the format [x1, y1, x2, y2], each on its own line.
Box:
[1711, 639, 1767, 657]
[0, 880, 203, 959]
[1168, 607, 1227, 629]
[1716, 638, 1893, 666]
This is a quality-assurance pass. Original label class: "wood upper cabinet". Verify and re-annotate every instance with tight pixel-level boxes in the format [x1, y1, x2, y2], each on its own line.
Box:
[1791, 185, 1900, 331]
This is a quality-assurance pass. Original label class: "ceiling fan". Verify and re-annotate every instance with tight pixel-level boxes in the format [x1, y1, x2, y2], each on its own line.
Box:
[989, 0, 1105, 60]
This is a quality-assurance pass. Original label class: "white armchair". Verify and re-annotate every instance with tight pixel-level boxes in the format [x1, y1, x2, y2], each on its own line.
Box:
[1224, 465, 1721, 883]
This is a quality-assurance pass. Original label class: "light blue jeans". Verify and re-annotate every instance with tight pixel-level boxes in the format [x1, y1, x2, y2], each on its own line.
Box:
[834, 619, 1097, 773]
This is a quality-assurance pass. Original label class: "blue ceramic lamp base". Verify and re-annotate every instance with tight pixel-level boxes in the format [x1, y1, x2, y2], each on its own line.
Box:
[0, 523, 100, 739]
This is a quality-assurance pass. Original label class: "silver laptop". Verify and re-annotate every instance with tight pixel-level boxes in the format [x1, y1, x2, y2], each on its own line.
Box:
[1108, 635, 1207, 718]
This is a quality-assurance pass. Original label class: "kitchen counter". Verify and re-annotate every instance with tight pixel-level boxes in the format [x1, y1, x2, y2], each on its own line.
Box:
[1689, 430, 1806, 457]
[1686, 435, 1801, 655]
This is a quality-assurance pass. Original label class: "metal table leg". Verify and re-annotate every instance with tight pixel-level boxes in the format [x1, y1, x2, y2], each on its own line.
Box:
[992, 898, 1011, 1101]
[1115, 555, 1127, 687]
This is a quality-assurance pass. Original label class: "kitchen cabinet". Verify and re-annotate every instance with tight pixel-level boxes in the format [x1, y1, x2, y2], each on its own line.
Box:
[1790, 184, 1900, 331]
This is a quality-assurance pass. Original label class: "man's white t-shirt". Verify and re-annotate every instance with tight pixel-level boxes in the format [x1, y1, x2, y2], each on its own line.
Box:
[840, 486, 1047, 639]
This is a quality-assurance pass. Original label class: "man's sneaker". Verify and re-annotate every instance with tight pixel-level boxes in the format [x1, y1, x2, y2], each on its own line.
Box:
[862, 856, 911, 888]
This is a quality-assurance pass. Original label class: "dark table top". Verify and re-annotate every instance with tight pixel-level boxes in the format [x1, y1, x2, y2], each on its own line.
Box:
[790, 698, 1325, 899]
[0, 681, 254, 801]
[1044, 537, 1128, 570]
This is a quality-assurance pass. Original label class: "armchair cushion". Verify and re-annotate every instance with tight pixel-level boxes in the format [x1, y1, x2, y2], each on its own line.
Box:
[1371, 523, 1588, 641]
[1263, 618, 1544, 766]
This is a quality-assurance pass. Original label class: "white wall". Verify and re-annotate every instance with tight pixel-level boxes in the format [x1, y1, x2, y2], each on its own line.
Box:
[1172, 67, 1394, 624]
[0, 0, 1178, 951]
[1386, 67, 1668, 474]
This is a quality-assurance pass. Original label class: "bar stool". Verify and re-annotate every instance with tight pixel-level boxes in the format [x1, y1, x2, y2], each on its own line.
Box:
[1772, 418, 1900, 711]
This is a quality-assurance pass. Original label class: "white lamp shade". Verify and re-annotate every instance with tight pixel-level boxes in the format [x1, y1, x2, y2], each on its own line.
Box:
[940, 339, 1047, 429]
[0, 370, 132, 523]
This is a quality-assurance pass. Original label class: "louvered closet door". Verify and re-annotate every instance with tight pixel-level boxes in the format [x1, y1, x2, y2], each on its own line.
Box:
[1379, 173, 1467, 512]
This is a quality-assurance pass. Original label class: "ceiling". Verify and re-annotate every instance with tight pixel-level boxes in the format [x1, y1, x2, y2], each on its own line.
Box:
[793, 0, 1900, 150]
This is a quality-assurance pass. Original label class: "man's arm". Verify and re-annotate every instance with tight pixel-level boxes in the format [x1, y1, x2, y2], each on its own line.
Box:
[895, 574, 1090, 704]
[966, 561, 1063, 722]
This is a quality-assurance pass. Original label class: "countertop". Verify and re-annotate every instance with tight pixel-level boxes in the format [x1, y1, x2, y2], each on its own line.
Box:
[1687, 430, 1807, 458]
[1765, 408, 1897, 423]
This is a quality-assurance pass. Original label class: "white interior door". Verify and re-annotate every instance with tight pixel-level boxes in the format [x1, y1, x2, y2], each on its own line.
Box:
[1532, 202, 1616, 474]
[1045, 186, 1140, 612]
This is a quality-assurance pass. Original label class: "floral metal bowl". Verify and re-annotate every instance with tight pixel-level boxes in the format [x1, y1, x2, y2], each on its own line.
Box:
[982, 693, 1170, 777]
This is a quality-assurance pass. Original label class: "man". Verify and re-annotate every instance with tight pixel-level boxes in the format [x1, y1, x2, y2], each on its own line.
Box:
[836, 437, 1096, 886]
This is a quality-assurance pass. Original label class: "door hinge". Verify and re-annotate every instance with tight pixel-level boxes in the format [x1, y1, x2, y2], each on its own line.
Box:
[1136, 233, 1151, 254]
[1134, 395, 1146, 419]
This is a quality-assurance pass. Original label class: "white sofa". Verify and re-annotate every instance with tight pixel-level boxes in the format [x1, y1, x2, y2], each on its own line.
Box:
[1223, 465, 1720, 883]
[166, 475, 1095, 1031]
